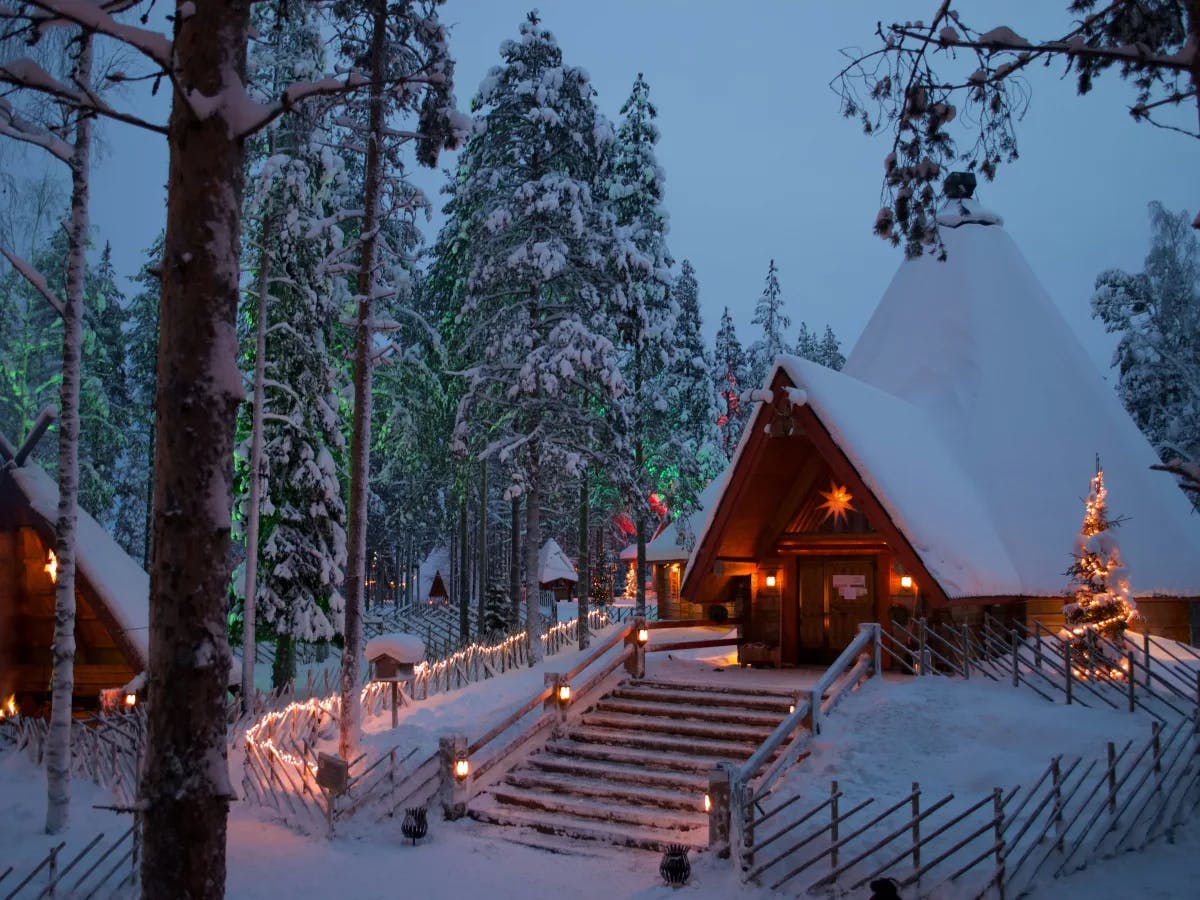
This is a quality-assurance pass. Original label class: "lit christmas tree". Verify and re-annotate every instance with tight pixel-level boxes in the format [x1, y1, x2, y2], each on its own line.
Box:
[1062, 461, 1137, 671]
[624, 563, 638, 599]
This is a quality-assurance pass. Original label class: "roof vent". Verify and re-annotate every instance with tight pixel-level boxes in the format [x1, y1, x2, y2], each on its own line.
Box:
[944, 172, 976, 200]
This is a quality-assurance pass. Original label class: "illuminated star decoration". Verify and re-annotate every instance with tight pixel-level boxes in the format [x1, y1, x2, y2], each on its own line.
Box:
[44, 549, 58, 584]
[818, 483, 855, 525]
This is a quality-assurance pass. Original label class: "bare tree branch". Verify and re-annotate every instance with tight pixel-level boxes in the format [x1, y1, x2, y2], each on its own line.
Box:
[0, 242, 64, 316]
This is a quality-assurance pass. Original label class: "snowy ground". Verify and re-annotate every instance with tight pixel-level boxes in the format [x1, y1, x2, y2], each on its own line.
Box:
[3, 632, 1199, 898]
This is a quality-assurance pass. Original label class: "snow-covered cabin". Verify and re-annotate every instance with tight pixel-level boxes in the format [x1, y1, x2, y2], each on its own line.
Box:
[0, 460, 149, 712]
[538, 539, 577, 601]
[419, 546, 450, 606]
[682, 193, 1200, 665]
[620, 470, 730, 619]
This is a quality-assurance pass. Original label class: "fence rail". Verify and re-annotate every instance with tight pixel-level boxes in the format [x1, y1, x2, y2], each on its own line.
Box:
[0, 825, 138, 899]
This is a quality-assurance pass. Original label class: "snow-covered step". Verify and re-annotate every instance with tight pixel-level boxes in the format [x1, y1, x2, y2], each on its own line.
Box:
[487, 783, 708, 832]
[593, 697, 790, 728]
[504, 771, 706, 813]
[541, 739, 721, 774]
[569, 724, 762, 758]
[525, 754, 709, 792]
[609, 684, 795, 713]
[579, 710, 779, 743]
[634, 678, 796, 700]
[470, 797, 706, 852]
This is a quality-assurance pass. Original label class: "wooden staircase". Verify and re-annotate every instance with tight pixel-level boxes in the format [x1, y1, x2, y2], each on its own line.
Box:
[470, 678, 798, 850]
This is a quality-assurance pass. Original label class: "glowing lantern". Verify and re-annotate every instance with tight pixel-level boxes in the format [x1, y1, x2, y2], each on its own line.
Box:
[636, 627, 649, 645]
[124, 693, 137, 707]
[900, 575, 913, 590]
[703, 793, 712, 812]
[454, 757, 470, 780]
[765, 574, 777, 588]
[556, 683, 571, 704]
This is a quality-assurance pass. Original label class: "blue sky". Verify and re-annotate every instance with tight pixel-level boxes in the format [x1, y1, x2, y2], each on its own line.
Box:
[86, 1, 1197, 375]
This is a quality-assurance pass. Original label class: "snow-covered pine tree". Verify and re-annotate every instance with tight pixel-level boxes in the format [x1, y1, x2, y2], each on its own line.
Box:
[608, 73, 676, 621]
[240, 0, 349, 695]
[1091, 202, 1199, 508]
[793, 321, 818, 363]
[817, 324, 846, 371]
[331, 0, 459, 758]
[713, 307, 749, 459]
[747, 259, 791, 388]
[451, 13, 629, 663]
[1062, 461, 1137, 672]
[662, 259, 721, 543]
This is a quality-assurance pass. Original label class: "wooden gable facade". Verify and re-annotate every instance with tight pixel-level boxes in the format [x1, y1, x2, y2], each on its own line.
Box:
[0, 467, 146, 714]
[682, 369, 948, 666]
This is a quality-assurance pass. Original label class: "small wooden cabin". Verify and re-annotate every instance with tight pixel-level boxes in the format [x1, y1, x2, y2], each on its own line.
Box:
[682, 196, 1200, 663]
[0, 461, 149, 713]
[538, 539, 578, 602]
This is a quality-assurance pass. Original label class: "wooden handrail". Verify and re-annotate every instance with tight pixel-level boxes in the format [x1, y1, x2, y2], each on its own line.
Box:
[563, 623, 633, 682]
[647, 617, 744, 630]
[647, 637, 742, 654]
[467, 685, 554, 757]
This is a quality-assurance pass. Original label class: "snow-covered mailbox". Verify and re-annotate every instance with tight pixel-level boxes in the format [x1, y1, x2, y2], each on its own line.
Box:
[366, 633, 425, 728]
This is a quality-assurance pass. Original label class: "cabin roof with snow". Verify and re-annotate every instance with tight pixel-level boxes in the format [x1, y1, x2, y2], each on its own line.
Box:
[0, 460, 149, 709]
[684, 198, 1200, 605]
[538, 539, 577, 586]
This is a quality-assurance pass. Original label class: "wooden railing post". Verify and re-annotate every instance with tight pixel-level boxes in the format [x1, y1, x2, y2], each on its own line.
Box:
[1052, 756, 1064, 853]
[1127, 652, 1136, 713]
[734, 778, 755, 872]
[993, 787, 1006, 899]
[830, 779, 839, 872]
[873, 623, 883, 678]
[708, 763, 732, 859]
[810, 686, 823, 735]
[918, 619, 927, 675]
[1143, 632, 1152, 689]
[624, 618, 646, 679]
[1011, 631, 1020, 687]
[544, 672, 567, 725]
[439, 734, 469, 820]
[1065, 643, 1073, 706]
[1106, 741, 1117, 816]
[911, 780, 920, 873]
[961, 624, 971, 679]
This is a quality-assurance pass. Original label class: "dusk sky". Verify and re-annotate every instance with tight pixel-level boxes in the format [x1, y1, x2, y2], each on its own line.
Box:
[85, 1, 1197, 376]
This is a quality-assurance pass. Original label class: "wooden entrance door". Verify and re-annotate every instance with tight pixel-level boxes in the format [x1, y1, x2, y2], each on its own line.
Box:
[796, 557, 875, 660]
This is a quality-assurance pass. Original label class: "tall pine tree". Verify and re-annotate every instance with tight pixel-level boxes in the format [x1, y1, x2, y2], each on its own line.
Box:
[747, 259, 791, 388]
[713, 307, 749, 460]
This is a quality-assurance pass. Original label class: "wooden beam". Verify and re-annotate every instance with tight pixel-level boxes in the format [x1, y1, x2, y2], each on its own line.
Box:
[13, 407, 56, 466]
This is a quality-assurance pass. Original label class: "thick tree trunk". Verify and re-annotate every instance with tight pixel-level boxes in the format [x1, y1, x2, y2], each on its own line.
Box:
[525, 474, 543, 664]
[577, 470, 589, 649]
[141, 4, 250, 896]
[338, 0, 387, 762]
[509, 495, 520, 627]
[45, 31, 92, 836]
[635, 438, 647, 619]
[241, 214, 271, 713]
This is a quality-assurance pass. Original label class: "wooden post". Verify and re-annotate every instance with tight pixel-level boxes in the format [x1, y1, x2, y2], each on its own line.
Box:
[707, 764, 732, 859]
[1065, 643, 1073, 706]
[993, 787, 1006, 899]
[390, 682, 398, 730]
[911, 781, 920, 872]
[737, 780, 755, 872]
[1152, 721, 1162, 777]
[1035, 631, 1043, 672]
[1011, 631, 1020, 687]
[830, 780, 839, 871]
[1106, 741, 1117, 816]
[439, 734, 469, 820]
[545, 672, 567, 724]
[918, 619, 927, 675]
[961, 623, 971, 678]
[1143, 632, 1151, 689]
[873, 623, 882, 678]
[624, 618, 646, 679]
[1126, 652, 1136, 713]
[48, 843, 58, 897]
[1051, 757, 1064, 853]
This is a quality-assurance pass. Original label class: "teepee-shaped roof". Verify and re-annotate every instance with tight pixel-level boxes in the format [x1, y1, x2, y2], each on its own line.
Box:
[686, 197, 1200, 602]
[538, 539, 577, 585]
[840, 198, 1200, 596]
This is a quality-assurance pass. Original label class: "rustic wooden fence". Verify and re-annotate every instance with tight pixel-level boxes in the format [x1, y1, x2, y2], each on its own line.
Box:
[877, 615, 1199, 722]
[743, 715, 1198, 896]
[0, 825, 139, 899]
[0, 710, 144, 807]
[239, 609, 617, 833]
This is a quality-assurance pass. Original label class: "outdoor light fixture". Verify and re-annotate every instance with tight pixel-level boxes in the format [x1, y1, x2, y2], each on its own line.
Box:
[789, 704, 795, 715]
[557, 683, 571, 704]
[765, 574, 777, 588]
[703, 793, 712, 812]
[900, 575, 913, 590]
[44, 549, 57, 584]
[636, 627, 649, 645]
[124, 693, 137, 707]
[454, 757, 470, 780]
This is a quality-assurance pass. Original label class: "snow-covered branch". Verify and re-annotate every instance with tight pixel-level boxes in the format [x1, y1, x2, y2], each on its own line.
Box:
[0, 95, 72, 161]
[0, 56, 167, 134]
[0, 243, 65, 317]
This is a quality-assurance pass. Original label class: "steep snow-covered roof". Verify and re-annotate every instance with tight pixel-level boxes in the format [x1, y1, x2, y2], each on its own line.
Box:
[690, 199, 1200, 601]
[538, 539, 577, 584]
[420, 546, 450, 599]
[841, 199, 1200, 597]
[9, 464, 150, 666]
[620, 469, 730, 563]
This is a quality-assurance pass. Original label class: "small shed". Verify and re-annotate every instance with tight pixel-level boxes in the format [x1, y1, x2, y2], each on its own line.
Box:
[538, 539, 577, 601]
[0, 458, 149, 713]
[365, 633, 425, 681]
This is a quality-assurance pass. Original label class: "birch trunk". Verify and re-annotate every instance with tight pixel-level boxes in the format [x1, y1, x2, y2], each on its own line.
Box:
[525, 469, 543, 664]
[141, 3, 250, 895]
[45, 31, 92, 836]
[241, 214, 271, 714]
[338, 0, 387, 762]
